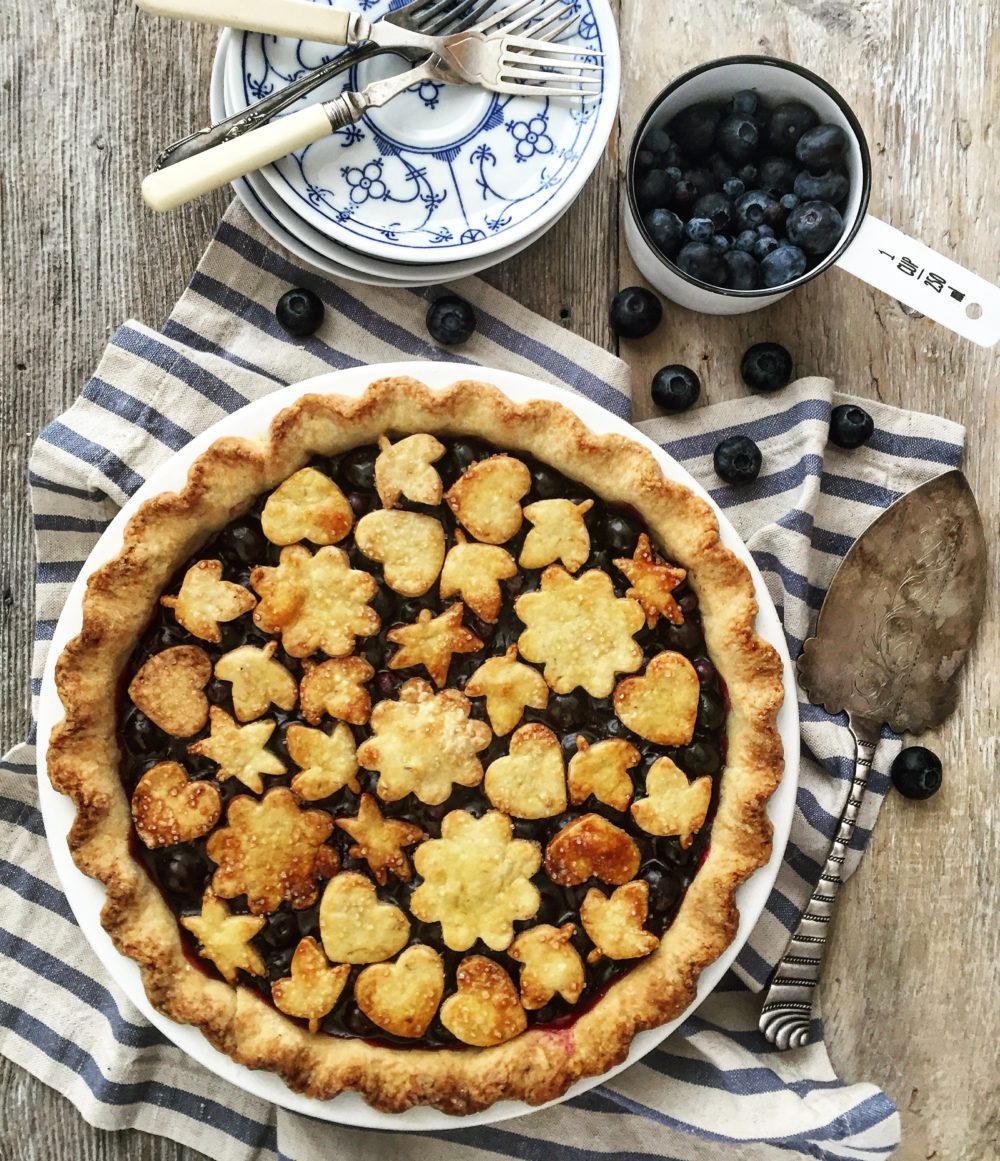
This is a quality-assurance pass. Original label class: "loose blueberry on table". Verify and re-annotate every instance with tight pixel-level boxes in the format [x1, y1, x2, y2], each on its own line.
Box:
[890, 747, 942, 800]
[635, 90, 850, 290]
[610, 286, 664, 339]
[426, 295, 477, 345]
[651, 364, 701, 412]
[275, 288, 325, 338]
[713, 435, 763, 485]
[741, 342, 794, 393]
[829, 404, 875, 448]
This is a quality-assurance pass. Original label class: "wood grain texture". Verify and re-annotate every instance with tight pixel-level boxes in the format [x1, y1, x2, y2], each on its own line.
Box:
[1, 0, 997, 1157]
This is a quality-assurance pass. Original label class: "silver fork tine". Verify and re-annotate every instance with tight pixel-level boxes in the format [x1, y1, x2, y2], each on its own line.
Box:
[502, 68, 601, 86]
[506, 54, 605, 71]
[472, 0, 540, 36]
[419, 0, 481, 34]
[502, 35, 605, 57]
[498, 0, 563, 35]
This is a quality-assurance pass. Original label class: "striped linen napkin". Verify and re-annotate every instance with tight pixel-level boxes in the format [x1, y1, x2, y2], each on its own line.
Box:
[1, 201, 965, 1160]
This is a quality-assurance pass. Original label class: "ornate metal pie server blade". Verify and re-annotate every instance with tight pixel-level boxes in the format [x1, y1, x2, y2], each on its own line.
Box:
[759, 469, 987, 1049]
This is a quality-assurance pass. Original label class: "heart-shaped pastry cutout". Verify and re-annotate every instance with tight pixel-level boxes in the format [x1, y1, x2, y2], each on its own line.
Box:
[131, 760, 221, 848]
[160, 559, 256, 643]
[355, 509, 446, 596]
[261, 467, 353, 546]
[319, 872, 411, 963]
[355, 945, 445, 1038]
[272, 936, 351, 1032]
[375, 433, 445, 509]
[567, 736, 639, 812]
[631, 756, 712, 848]
[445, 454, 531, 544]
[519, 498, 594, 573]
[580, 881, 659, 962]
[613, 650, 700, 745]
[128, 645, 211, 737]
[544, 814, 640, 886]
[214, 642, 297, 722]
[439, 955, 527, 1046]
[485, 723, 567, 819]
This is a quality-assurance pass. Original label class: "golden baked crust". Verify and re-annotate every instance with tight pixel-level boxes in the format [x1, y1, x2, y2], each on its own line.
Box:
[47, 375, 783, 1115]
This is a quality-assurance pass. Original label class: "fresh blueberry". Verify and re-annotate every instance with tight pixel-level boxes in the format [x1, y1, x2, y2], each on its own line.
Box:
[651, 364, 701, 412]
[668, 102, 722, 158]
[375, 669, 402, 699]
[752, 235, 781, 260]
[692, 192, 735, 232]
[829, 404, 875, 448]
[693, 657, 718, 685]
[634, 148, 659, 175]
[664, 165, 684, 184]
[426, 294, 476, 344]
[723, 249, 760, 289]
[696, 689, 727, 731]
[671, 180, 699, 212]
[714, 435, 763, 484]
[793, 169, 850, 206]
[710, 234, 732, 252]
[890, 746, 942, 800]
[737, 163, 758, 185]
[723, 177, 746, 200]
[780, 192, 800, 212]
[767, 102, 819, 155]
[275, 288, 325, 337]
[708, 153, 736, 184]
[735, 229, 758, 252]
[786, 200, 844, 256]
[160, 849, 207, 898]
[610, 286, 663, 339]
[741, 342, 793, 392]
[347, 491, 372, 519]
[683, 167, 718, 199]
[731, 89, 759, 117]
[635, 168, 675, 212]
[643, 207, 685, 257]
[684, 216, 715, 243]
[795, 123, 848, 171]
[603, 509, 642, 553]
[757, 224, 776, 238]
[735, 190, 781, 230]
[675, 242, 727, 285]
[643, 125, 674, 156]
[716, 113, 760, 164]
[757, 156, 798, 197]
[759, 243, 808, 287]
[679, 740, 722, 776]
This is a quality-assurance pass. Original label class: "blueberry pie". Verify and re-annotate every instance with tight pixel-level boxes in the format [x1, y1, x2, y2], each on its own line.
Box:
[48, 377, 784, 1114]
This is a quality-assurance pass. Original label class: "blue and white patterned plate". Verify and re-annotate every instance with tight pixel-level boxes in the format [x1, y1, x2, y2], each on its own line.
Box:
[224, 0, 619, 264]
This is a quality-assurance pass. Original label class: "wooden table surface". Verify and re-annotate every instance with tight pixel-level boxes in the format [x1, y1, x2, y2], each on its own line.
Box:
[2, 0, 997, 1158]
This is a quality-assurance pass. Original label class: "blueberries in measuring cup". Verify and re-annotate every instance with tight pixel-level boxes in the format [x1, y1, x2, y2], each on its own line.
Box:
[635, 90, 850, 290]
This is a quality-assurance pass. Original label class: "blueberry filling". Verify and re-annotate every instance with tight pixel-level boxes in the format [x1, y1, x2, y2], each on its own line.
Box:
[119, 437, 729, 1049]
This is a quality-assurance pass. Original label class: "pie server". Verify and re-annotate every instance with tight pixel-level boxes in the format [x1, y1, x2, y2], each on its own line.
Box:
[759, 468, 987, 1048]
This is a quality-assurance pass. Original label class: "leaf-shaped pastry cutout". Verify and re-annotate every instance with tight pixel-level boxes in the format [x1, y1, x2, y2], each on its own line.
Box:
[161, 560, 256, 643]
[519, 499, 594, 573]
[131, 760, 221, 849]
[355, 945, 445, 1038]
[188, 707, 286, 794]
[580, 881, 659, 962]
[439, 531, 517, 622]
[386, 603, 483, 688]
[272, 936, 351, 1032]
[375, 433, 445, 508]
[445, 455, 531, 544]
[485, 723, 567, 819]
[613, 651, 700, 745]
[299, 656, 374, 726]
[355, 509, 446, 597]
[631, 756, 712, 848]
[544, 814, 640, 886]
[439, 956, 527, 1046]
[319, 872, 410, 964]
[128, 646, 212, 738]
[567, 736, 640, 812]
[287, 722, 360, 800]
[261, 467, 353, 546]
[214, 641, 297, 722]
[464, 644, 549, 735]
[509, 923, 585, 1008]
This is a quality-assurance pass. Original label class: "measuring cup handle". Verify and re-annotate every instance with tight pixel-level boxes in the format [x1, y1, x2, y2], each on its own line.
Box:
[835, 215, 1000, 347]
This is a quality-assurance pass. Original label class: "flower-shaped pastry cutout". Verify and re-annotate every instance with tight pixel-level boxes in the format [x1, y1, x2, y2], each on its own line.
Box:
[580, 881, 659, 962]
[374, 433, 446, 508]
[160, 560, 256, 643]
[544, 814, 640, 886]
[509, 923, 585, 1009]
[287, 722, 360, 801]
[299, 656, 374, 726]
[180, 891, 266, 983]
[464, 645, 549, 736]
[439, 956, 527, 1046]
[206, 787, 338, 915]
[319, 872, 410, 963]
[188, 707, 286, 794]
[515, 567, 644, 697]
[613, 651, 700, 745]
[261, 467, 353, 546]
[631, 756, 712, 848]
[519, 499, 594, 573]
[355, 945, 445, 1038]
[614, 533, 686, 628]
[439, 531, 517, 622]
[567, 736, 640, 812]
[411, 810, 541, 951]
[386, 603, 483, 688]
[272, 936, 351, 1033]
[214, 641, 297, 722]
[335, 793, 426, 885]
[357, 680, 492, 805]
[445, 454, 531, 544]
[355, 509, 446, 596]
[251, 545, 379, 658]
[131, 761, 221, 849]
[128, 645, 211, 737]
[484, 723, 567, 819]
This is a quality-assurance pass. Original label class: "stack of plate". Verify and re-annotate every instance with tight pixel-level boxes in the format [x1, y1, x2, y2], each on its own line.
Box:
[208, 0, 620, 286]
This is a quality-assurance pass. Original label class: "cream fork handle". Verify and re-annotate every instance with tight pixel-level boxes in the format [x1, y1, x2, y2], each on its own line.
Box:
[136, 0, 352, 43]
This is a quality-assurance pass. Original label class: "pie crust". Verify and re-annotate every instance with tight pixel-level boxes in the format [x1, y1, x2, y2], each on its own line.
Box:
[48, 376, 783, 1115]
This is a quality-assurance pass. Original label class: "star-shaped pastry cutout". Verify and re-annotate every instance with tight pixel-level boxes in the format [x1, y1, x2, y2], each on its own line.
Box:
[509, 923, 585, 1009]
[188, 707, 286, 793]
[160, 559, 256, 643]
[386, 602, 483, 688]
[214, 641, 297, 722]
[519, 499, 594, 573]
[180, 891, 265, 983]
[299, 656, 374, 726]
[464, 645, 549, 735]
[439, 531, 517, 623]
[287, 722, 361, 801]
[374, 433, 446, 508]
[272, 936, 351, 1033]
[580, 881, 659, 963]
[335, 793, 426, 885]
[613, 533, 686, 628]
